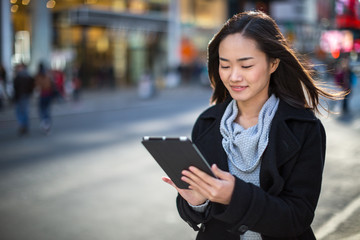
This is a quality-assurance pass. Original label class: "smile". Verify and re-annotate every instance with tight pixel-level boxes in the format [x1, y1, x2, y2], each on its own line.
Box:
[230, 85, 247, 92]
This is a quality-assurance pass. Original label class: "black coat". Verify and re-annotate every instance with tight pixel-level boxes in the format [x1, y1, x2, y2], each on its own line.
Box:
[13, 71, 34, 102]
[176, 98, 326, 240]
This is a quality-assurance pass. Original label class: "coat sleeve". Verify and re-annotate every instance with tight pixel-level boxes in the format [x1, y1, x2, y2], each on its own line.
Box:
[210, 119, 326, 238]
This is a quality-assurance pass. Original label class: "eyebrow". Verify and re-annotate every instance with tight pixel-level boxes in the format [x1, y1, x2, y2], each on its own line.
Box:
[219, 57, 254, 62]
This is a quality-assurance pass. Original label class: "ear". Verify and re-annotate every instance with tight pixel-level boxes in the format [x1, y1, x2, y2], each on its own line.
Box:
[270, 58, 280, 74]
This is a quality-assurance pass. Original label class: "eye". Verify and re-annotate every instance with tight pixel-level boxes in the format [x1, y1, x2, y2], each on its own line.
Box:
[220, 65, 230, 69]
[242, 65, 253, 69]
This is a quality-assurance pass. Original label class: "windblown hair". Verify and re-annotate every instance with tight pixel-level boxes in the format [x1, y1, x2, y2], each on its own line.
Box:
[208, 11, 342, 113]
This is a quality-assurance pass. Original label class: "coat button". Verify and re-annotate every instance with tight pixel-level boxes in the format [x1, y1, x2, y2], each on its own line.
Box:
[238, 225, 249, 234]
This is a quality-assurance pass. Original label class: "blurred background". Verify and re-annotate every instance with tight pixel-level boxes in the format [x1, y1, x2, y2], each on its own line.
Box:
[0, 0, 359, 240]
[0, 0, 359, 92]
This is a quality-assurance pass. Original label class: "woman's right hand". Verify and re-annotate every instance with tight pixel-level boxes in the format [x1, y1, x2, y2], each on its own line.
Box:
[162, 177, 207, 206]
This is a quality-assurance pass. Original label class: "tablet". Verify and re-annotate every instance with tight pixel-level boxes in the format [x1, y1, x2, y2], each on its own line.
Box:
[141, 136, 215, 189]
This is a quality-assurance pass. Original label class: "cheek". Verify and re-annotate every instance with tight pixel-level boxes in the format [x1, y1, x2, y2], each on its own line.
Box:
[250, 71, 262, 83]
[249, 66, 270, 84]
[218, 68, 227, 82]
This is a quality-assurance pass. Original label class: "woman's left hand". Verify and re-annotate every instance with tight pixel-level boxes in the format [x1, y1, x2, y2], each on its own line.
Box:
[181, 164, 235, 205]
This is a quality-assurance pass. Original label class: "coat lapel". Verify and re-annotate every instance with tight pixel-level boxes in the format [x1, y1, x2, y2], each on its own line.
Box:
[260, 100, 317, 194]
[268, 116, 301, 167]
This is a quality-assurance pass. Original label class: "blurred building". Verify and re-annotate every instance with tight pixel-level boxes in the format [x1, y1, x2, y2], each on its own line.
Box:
[264, 0, 360, 61]
[333, 0, 360, 55]
[314, 0, 360, 60]
[2, 0, 227, 89]
[3, 0, 358, 92]
[269, 0, 319, 53]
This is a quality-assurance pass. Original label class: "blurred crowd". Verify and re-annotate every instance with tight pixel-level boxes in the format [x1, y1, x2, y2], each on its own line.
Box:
[0, 61, 81, 136]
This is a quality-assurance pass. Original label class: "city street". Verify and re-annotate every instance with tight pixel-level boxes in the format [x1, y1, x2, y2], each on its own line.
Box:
[0, 84, 359, 240]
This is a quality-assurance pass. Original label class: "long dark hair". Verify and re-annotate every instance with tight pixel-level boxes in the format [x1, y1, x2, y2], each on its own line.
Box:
[208, 11, 342, 113]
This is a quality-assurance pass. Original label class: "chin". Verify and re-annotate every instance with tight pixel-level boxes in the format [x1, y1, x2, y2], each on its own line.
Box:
[229, 92, 249, 102]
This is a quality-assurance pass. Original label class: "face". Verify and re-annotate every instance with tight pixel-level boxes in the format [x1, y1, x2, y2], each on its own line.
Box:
[218, 33, 279, 106]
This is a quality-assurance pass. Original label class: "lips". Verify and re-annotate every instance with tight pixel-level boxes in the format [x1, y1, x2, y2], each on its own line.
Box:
[230, 85, 247, 92]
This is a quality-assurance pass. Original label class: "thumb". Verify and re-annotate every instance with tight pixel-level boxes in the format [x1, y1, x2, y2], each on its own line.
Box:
[212, 164, 231, 180]
[162, 176, 178, 189]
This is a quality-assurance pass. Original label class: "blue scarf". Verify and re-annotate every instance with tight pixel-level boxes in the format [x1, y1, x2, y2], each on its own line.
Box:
[220, 94, 279, 174]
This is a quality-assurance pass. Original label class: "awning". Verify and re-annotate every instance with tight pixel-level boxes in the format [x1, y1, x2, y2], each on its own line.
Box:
[65, 8, 169, 32]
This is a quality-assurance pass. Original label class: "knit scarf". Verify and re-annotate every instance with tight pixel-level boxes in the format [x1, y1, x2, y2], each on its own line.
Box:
[220, 95, 279, 174]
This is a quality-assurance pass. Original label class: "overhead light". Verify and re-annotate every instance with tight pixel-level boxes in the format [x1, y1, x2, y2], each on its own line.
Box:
[10, 0, 17, 4]
[46, 0, 56, 8]
[22, 0, 30, 5]
[11, 4, 18, 12]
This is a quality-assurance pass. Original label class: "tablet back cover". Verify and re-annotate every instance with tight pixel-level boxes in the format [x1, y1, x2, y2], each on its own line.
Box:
[142, 138, 214, 189]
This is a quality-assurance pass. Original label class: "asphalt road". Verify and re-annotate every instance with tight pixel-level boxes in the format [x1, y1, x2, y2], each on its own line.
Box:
[0, 84, 359, 240]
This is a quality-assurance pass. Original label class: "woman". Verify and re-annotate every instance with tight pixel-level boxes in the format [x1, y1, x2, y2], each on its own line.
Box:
[162, 11, 342, 240]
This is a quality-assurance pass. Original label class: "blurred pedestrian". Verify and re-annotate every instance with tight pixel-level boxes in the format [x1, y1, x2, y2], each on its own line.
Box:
[72, 65, 82, 101]
[334, 56, 355, 114]
[13, 63, 35, 136]
[35, 62, 55, 134]
[52, 69, 65, 101]
[162, 11, 343, 240]
[0, 63, 7, 109]
[138, 70, 156, 99]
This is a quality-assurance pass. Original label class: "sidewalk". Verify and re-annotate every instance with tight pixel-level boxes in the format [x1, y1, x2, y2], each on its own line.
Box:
[0, 85, 213, 123]
[0, 87, 137, 122]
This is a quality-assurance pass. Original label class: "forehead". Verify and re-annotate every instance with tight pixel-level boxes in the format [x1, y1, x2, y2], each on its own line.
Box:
[219, 33, 261, 56]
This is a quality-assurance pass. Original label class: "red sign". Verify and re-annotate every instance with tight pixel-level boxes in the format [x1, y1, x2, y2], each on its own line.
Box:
[336, 0, 360, 29]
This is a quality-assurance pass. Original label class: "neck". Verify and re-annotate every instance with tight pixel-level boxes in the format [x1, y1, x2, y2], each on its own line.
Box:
[237, 94, 269, 118]
[235, 95, 270, 129]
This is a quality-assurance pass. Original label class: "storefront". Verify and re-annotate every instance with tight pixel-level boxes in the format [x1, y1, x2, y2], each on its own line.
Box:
[7, 0, 227, 89]
[53, 7, 169, 87]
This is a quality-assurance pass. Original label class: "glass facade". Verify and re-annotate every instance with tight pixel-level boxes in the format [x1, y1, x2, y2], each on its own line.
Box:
[9, 0, 227, 88]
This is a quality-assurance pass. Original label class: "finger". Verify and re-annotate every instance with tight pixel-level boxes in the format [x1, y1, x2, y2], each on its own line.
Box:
[211, 164, 232, 180]
[186, 179, 212, 199]
[162, 176, 178, 189]
[188, 166, 217, 185]
[182, 169, 211, 189]
[181, 174, 203, 190]
[181, 173, 204, 191]
[182, 171, 215, 199]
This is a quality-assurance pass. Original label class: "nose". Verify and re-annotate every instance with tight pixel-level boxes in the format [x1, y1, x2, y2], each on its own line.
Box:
[230, 67, 243, 82]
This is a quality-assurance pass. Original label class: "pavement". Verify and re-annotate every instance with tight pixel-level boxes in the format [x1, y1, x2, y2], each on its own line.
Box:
[0, 87, 139, 122]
